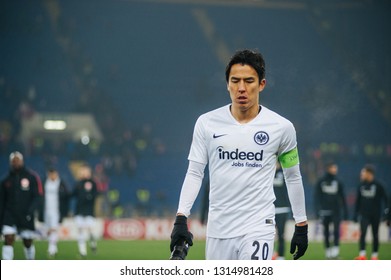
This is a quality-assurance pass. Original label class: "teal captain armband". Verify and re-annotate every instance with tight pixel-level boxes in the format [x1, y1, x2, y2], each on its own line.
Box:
[278, 147, 300, 168]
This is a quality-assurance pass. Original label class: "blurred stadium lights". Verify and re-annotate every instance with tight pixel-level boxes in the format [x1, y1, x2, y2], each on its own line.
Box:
[80, 132, 91, 145]
[43, 120, 67, 131]
[19, 113, 103, 143]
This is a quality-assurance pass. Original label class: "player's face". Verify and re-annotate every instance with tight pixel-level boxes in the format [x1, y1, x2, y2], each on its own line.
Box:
[328, 164, 338, 175]
[10, 157, 23, 171]
[79, 166, 92, 179]
[48, 171, 59, 180]
[227, 64, 266, 113]
[360, 168, 373, 182]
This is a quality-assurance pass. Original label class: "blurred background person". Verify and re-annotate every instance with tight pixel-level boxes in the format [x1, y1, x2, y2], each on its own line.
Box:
[314, 161, 347, 259]
[93, 163, 110, 218]
[72, 164, 98, 258]
[40, 167, 70, 258]
[0, 151, 43, 260]
[272, 162, 291, 260]
[353, 164, 388, 260]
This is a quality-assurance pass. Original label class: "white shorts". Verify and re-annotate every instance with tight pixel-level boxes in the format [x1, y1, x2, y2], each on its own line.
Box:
[2, 225, 37, 239]
[75, 215, 95, 229]
[206, 230, 275, 260]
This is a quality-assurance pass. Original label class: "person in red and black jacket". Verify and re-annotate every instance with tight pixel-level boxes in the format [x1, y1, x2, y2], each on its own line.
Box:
[353, 164, 388, 260]
[0, 151, 43, 260]
[72, 164, 98, 257]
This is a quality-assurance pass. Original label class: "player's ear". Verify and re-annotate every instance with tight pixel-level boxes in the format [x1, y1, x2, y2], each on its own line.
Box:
[258, 79, 266, 92]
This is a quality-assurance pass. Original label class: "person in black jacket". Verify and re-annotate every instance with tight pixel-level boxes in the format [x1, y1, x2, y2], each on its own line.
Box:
[0, 151, 43, 260]
[314, 161, 347, 259]
[272, 162, 291, 260]
[41, 167, 70, 258]
[73, 164, 98, 257]
[354, 164, 388, 260]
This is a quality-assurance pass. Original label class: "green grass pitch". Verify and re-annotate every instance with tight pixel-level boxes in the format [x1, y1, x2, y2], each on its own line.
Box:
[4, 239, 391, 260]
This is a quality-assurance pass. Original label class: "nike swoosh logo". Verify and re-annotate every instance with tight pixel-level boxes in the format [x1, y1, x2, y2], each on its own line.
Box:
[213, 133, 227, 139]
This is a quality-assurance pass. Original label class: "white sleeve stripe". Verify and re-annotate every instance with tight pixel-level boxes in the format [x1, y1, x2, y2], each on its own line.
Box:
[177, 160, 206, 217]
[282, 164, 307, 223]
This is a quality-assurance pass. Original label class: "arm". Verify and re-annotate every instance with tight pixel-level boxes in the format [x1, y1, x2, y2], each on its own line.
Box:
[281, 164, 307, 225]
[353, 187, 361, 222]
[177, 160, 206, 217]
[91, 179, 99, 200]
[313, 180, 320, 219]
[170, 160, 206, 253]
[277, 121, 307, 225]
[59, 180, 70, 221]
[28, 171, 43, 218]
[0, 179, 5, 228]
[279, 146, 308, 259]
[37, 179, 45, 223]
[339, 182, 348, 220]
[379, 183, 389, 220]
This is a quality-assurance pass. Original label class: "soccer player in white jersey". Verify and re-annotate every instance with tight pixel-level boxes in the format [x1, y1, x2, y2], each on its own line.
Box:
[170, 49, 308, 260]
[43, 167, 70, 258]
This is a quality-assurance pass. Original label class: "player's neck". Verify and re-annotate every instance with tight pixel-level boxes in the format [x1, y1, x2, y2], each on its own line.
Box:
[230, 104, 261, 124]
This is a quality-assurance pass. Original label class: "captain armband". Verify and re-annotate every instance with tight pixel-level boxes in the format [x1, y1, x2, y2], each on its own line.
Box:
[278, 147, 300, 169]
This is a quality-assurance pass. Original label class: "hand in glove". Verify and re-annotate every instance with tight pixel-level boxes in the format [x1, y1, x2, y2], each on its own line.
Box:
[170, 215, 193, 252]
[290, 224, 308, 260]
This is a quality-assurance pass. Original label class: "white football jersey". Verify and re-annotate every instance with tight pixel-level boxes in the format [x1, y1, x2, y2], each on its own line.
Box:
[44, 178, 60, 227]
[188, 104, 298, 238]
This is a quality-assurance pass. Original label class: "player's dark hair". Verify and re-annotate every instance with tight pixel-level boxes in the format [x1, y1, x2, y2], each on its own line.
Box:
[325, 160, 336, 169]
[363, 164, 376, 175]
[225, 49, 266, 84]
[47, 166, 57, 173]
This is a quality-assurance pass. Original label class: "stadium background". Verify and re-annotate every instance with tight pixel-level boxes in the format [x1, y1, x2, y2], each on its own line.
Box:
[0, 0, 390, 258]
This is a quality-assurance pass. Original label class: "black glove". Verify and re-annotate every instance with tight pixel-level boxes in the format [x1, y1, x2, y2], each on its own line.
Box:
[170, 234, 193, 260]
[290, 224, 308, 260]
[170, 216, 193, 252]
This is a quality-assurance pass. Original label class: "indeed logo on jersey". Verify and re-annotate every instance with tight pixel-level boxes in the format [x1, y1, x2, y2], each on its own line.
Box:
[216, 146, 263, 168]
